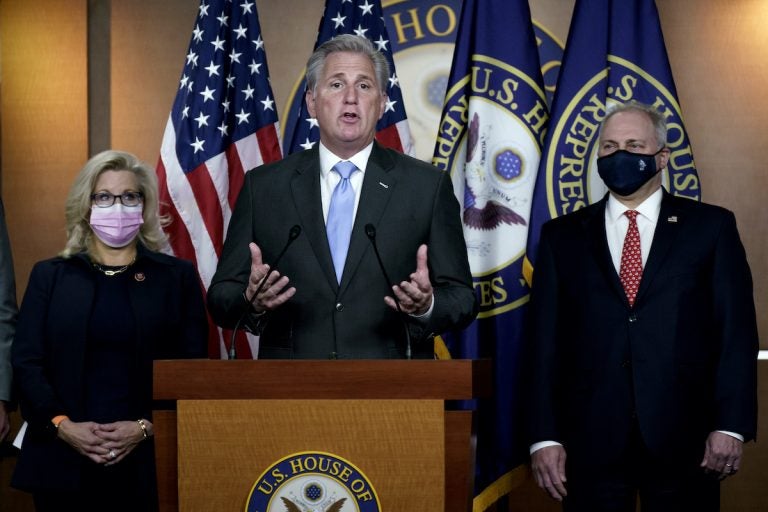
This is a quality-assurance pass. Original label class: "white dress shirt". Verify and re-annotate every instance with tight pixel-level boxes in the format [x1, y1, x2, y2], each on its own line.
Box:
[318, 142, 371, 223]
[605, 187, 662, 272]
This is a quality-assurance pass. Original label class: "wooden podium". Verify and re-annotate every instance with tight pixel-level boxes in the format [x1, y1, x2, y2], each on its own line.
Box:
[153, 359, 491, 511]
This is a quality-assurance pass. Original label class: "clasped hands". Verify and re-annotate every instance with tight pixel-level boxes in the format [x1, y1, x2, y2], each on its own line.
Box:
[246, 242, 433, 315]
[56, 418, 150, 466]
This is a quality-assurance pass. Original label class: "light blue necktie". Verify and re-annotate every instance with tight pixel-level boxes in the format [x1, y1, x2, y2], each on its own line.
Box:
[326, 161, 357, 283]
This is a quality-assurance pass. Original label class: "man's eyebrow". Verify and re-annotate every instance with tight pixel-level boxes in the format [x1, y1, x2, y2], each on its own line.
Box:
[326, 72, 374, 81]
[600, 137, 647, 144]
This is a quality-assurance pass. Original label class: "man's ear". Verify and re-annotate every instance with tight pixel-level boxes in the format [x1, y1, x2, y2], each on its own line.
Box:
[378, 93, 387, 121]
[657, 147, 671, 169]
[306, 89, 316, 118]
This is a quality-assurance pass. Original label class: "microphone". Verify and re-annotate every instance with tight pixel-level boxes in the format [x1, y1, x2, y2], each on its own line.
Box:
[364, 223, 412, 359]
[229, 225, 302, 359]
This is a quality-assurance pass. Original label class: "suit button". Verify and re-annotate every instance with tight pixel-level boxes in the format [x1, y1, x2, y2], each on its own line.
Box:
[335, 302, 344, 312]
[621, 359, 631, 368]
[628, 313, 637, 323]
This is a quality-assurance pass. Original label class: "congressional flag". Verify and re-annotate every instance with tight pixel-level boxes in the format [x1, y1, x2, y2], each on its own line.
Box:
[524, 0, 700, 282]
[432, 0, 549, 509]
[282, 0, 413, 155]
[157, 0, 282, 358]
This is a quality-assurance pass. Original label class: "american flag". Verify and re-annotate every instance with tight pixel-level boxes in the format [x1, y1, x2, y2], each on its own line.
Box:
[283, 0, 414, 155]
[156, 0, 282, 358]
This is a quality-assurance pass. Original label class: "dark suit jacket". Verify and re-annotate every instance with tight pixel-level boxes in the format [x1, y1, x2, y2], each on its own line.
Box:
[207, 142, 476, 359]
[528, 192, 758, 466]
[0, 199, 16, 403]
[11, 247, 208, 492]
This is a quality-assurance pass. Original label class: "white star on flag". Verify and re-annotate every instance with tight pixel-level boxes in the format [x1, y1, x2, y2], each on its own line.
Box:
[332, 13, 346, 28]
[234, 23, 247, 39]
[194, 112, 209, 127]
[260, 95, 275, 111]
[359, 0, 374, 16]
[199, 85, 216, 101]
[374, 35, 388, 51]
[248, 60, 262, 75]
[211, 36, 225, 51]
[205, 62, 220, 76]
[190, 136, 205, 153]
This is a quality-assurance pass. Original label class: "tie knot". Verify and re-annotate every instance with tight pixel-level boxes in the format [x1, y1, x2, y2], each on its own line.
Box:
[333, 161, 357, 180]
[624, 210, 639, 222]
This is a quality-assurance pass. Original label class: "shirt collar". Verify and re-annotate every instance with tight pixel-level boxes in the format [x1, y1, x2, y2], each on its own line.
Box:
[318, 142, 373, 179]
[606, 186, 663, 223]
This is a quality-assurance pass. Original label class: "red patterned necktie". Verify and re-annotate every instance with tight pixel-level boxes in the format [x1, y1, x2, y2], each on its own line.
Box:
[620, 210, 643, 306]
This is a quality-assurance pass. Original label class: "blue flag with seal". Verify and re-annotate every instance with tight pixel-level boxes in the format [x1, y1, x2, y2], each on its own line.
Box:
[524, 0, 700, 283]
[432, 0, 549, 508]
[282, 0, 413, 156]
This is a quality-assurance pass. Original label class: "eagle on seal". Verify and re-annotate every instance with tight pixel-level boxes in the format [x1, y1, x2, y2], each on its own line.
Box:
[280, 496, 347, 512]
[463, 112, 526, 230]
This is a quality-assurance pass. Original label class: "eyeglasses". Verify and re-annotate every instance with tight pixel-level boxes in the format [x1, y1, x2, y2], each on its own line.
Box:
[90, 191, 144, 208]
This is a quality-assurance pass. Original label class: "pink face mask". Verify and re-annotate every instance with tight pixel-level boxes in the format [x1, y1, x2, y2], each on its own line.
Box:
[89, 203, 144, 248]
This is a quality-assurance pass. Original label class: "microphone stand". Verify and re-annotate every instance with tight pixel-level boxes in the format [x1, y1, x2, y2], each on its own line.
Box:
[365, 223, 412, 360]
[228, 225, 301, 359]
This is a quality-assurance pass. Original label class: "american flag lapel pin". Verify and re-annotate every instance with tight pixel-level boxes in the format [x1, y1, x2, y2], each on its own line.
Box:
[667, 216, 678, 223]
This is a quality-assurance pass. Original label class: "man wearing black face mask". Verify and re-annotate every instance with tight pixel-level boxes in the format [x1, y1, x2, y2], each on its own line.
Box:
[527, 102, 758, 511]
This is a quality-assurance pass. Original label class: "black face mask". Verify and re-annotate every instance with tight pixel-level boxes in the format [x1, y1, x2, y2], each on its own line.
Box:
[596, 148, 663, 196]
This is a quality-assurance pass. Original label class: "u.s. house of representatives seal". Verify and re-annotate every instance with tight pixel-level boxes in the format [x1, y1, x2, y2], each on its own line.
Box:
[434, 56, 549, 318]
[245, 452, 381, 512]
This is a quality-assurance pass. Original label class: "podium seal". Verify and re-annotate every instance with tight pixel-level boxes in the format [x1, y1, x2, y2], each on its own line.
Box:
[246, 451, 381, 511]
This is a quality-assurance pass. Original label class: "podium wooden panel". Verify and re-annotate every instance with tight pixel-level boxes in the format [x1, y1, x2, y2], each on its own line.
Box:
[153, 359, 491, 512]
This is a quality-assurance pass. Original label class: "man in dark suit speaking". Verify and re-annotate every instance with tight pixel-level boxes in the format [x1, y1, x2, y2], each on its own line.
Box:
[527, 102, 758, 511]
[207, 35, 476, 359]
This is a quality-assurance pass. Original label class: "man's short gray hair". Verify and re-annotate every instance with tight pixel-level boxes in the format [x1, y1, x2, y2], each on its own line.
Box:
[305, 34, 389, 95]
[602, 101, 667, 150]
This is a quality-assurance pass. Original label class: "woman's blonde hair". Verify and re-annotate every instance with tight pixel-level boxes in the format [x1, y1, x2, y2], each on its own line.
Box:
[61, 150, 168, 257]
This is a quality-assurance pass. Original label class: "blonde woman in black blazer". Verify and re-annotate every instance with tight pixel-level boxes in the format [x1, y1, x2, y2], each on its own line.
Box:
[11, 151, 207, 511]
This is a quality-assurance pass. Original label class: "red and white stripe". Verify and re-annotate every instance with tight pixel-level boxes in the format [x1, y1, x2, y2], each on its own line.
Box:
[157, 115, 282, 358]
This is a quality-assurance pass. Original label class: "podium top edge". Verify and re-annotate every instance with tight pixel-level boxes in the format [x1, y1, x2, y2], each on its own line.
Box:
[153, 359, 492, 401]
